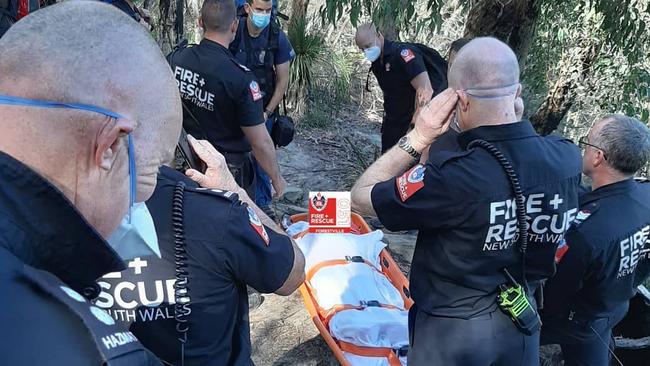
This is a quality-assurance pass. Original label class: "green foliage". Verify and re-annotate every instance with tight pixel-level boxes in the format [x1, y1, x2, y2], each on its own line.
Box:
[302, 99, 333, 129]
[593, 0, 649, 64]
[287, 16, 325, 105]
[286, 13, 361, 124]
[319, 0, 451, 35]
[299, 50, 358, 128]
[524, 0, 649, 131]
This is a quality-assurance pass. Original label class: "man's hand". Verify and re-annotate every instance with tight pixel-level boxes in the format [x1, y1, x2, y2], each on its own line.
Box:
[185, 135, 239, 191]
[410, 88, 458, 152]
[272, 175, 287, 198]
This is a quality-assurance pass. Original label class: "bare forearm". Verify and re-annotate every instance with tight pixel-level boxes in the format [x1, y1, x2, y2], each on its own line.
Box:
[251, 137, 281, 182]
[351, 130, 425, 216]
[265, 76, 288, 113]
[234, 187, 284, 234]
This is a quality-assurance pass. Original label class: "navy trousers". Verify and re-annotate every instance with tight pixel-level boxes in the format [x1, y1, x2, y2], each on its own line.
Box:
[408, 305, 540, 366]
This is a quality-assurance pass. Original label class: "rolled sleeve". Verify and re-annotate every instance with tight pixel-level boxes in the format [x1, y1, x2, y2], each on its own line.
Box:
[371, 163, 457, 232]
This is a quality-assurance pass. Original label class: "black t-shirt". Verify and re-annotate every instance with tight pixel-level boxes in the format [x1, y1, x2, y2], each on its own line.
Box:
[95, 167, 295, 365]
[168, 39, 265, 153]
[372, 121, 582, 318]
[371, 40, 427, 125]
[543, 178, 650, 328]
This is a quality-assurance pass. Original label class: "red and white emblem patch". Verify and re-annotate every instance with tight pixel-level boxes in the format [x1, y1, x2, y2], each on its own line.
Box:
[247, 206, 269, 245]
[249, 81, 263, 102]
[400, 48, 415, 63]
[555, 239, 570, 263]
[396, 164, 426, 202]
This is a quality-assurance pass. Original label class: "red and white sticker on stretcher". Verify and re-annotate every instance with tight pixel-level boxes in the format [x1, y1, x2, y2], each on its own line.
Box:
[309, 191, 351, 233]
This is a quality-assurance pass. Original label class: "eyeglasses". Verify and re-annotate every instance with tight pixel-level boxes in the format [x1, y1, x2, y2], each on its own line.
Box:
[578, 136, 608, 160]
[0, 94, 137, 219]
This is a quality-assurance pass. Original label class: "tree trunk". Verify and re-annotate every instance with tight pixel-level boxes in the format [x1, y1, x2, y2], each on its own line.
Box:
[290, 0, 309, 23]
[377, 10, 400, 41]
[155, 0, 182, 54]
[464, 0, 541, 68]
[530, 42, 599, 135]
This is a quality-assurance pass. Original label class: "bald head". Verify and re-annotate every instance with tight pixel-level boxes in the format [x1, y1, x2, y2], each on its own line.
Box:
[448, 37, 519, 90]
[0, 1, 182, 237]
[355, 23, 380, 50]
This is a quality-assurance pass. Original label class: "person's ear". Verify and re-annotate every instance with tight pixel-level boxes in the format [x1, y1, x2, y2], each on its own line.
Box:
[232, 18, 238, 34]
[244, 3, 251, 15]
[457, 90, 469, 112]
[593, 150, 606, 168]
[515, 83, 522, 98]
[95, 118, 135, 171]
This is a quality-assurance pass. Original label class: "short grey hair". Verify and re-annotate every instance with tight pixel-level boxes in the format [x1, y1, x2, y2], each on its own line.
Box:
[593, 114, 650, 175]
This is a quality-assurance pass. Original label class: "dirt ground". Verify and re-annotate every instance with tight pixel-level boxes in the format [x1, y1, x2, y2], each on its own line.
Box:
[249, 110, 418, 365]
[248, 112, 564, 365]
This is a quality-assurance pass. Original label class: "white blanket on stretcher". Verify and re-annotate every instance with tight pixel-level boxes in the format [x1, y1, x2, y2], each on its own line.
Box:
[294, 228, 410, 366]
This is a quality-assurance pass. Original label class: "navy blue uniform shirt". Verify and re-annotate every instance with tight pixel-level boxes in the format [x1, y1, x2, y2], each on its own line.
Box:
[96, 166, 295, 366]
[230, 18, 295, 106]
[372, 121, 582, 318]
[168, 39, 265, 153]
[371, 40, 427, 125]
[543, 178, 650, 329]
[0, 152, 161, 366]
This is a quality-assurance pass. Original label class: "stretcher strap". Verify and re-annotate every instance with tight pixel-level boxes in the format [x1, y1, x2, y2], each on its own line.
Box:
[306, 256, 381, 282]
[339, 341, 405, 366]
[322, 302, 402, 325]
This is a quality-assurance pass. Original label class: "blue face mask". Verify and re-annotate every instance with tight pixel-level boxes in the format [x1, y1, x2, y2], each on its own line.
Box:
[364, 46, 381, 63]
[251, 11, 271, 29]
[0, 94, 160, 260]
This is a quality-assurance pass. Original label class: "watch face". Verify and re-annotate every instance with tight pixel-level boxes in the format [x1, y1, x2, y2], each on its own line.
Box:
[398, 136, 408, 147]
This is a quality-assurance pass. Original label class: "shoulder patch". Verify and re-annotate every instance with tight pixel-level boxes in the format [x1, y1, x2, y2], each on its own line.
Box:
[555, 238, 570, 263]
[400, 48, 415, 63]
[396, 164, 426, 202]
[247, 206, 270, 245]
[249, 80, 263, 102]
[570, 209, 593, 229]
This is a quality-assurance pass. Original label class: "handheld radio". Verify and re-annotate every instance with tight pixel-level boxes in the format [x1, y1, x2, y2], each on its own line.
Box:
[468, 139, 542, 336]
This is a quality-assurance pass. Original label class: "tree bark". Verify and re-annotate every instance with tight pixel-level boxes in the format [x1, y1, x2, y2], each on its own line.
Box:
[463, 0, 541, 68]
[290, 0, 309, 23]
[530, 42, 600, 135]
[155, 0, 181, 54]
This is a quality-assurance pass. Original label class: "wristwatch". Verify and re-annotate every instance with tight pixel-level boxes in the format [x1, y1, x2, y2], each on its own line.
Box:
[397, 136, 421, 160]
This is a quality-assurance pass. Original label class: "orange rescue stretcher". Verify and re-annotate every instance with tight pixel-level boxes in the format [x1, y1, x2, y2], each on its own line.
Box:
[290, 213, 414, 366]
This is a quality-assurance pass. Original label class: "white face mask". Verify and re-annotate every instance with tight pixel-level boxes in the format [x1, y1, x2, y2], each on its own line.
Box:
[364, 45, 381, 63]
[106, 202, 161, 260]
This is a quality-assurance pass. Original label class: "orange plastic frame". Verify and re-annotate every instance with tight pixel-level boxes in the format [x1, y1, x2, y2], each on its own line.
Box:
[291, 213, 413, 366]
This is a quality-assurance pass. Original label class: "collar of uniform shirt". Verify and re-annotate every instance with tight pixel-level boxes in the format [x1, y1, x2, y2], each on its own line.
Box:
[382, 39, 397, 57]
[579, 177, 637, 207]
[457, 120, 538, 149]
